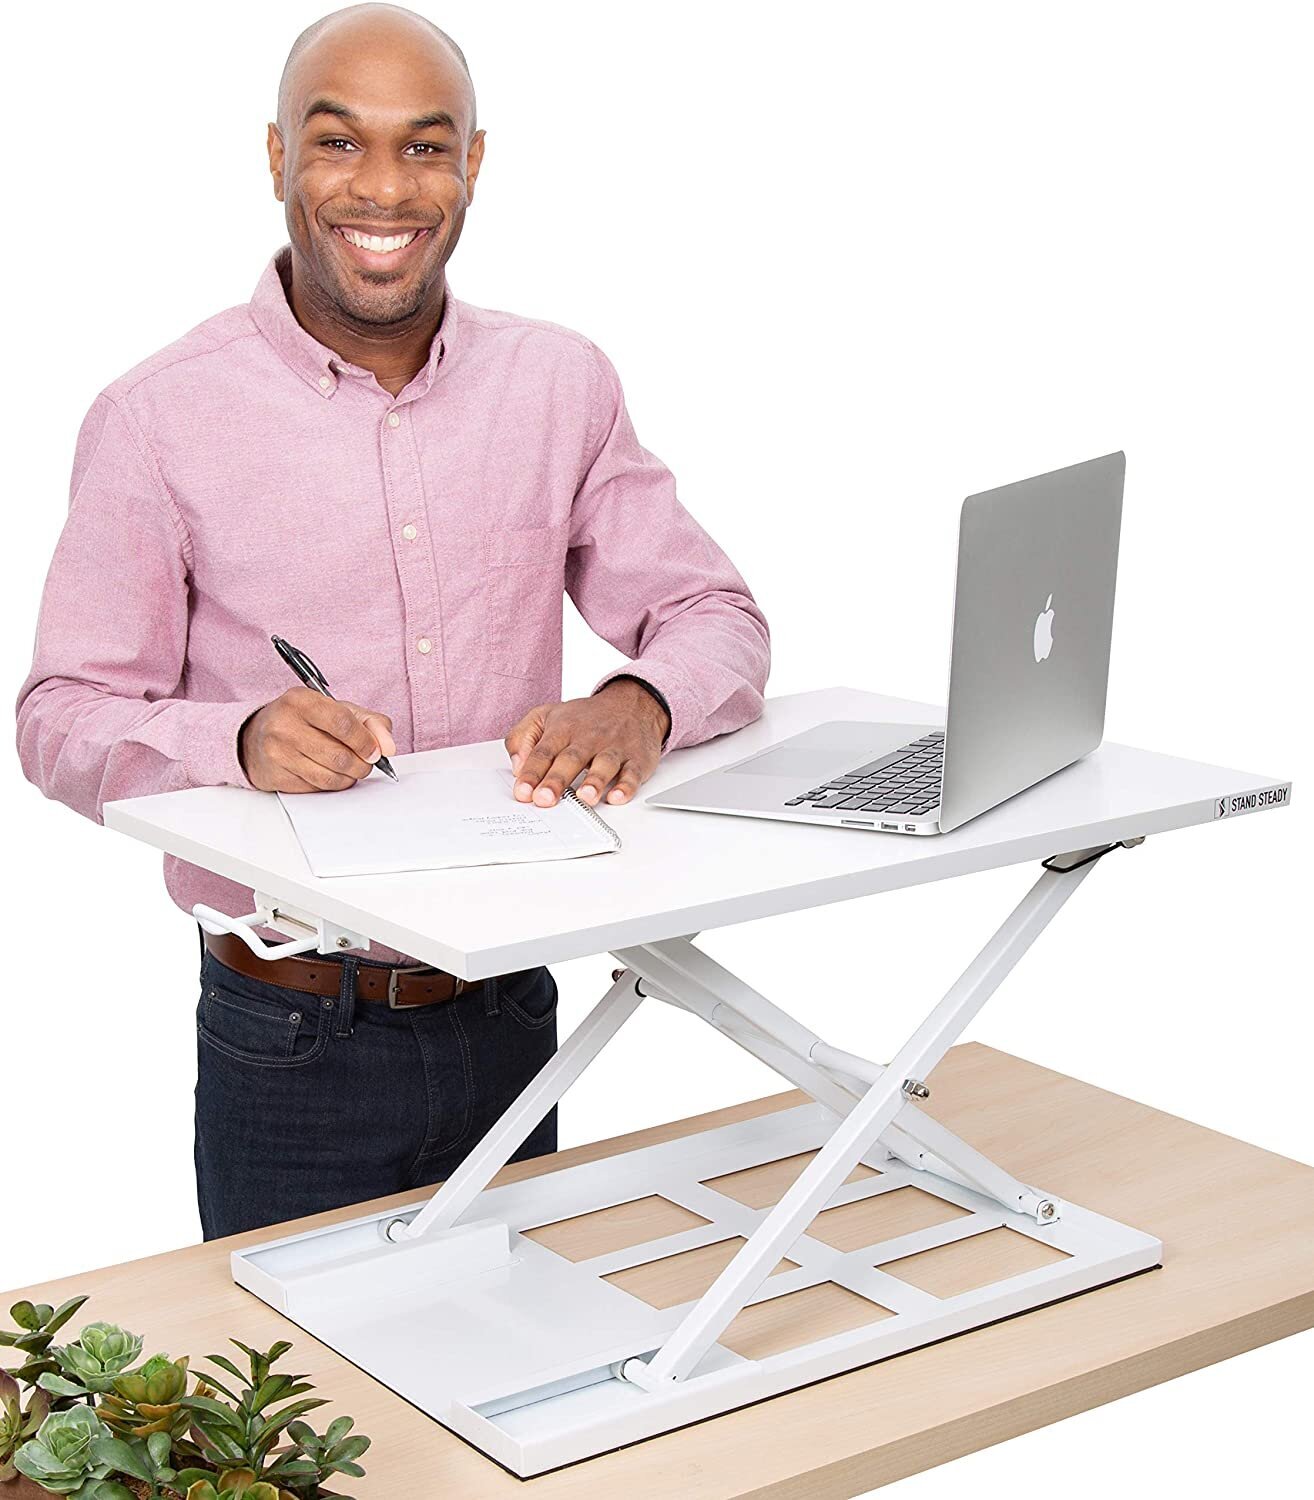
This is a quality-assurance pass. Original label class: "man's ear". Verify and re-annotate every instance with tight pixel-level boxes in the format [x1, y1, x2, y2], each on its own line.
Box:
[267, 122, 286, 203]
[465, 129, 486, 204]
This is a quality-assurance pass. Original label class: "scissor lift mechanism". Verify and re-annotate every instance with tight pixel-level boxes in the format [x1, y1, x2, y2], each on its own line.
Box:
[231, 845, 1161, 1476]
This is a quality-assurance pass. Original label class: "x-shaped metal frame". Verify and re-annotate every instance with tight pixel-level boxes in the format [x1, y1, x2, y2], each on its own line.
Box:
[390, 848, 1108, 1389]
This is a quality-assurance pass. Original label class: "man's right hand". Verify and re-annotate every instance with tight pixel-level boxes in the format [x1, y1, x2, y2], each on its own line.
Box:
[240, 687, 397, 793]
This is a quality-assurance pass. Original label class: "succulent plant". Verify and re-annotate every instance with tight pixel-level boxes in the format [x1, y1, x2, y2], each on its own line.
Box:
[178, 1342, 326, 1479]
[97, 1354, 199, 1440]
[82, 1428, 183, 1498]
[0, 1297, 89, 1391]
[281, 1417, 370, 1492]
[5, 1299, 370, 1499]
[179, 1467, 297, 1500]
[55, 1326, 143, 1392]
[41, 1323, 145, 1399]
[1, 1366, 50, 1481]
[11, 1404, 114, 1494]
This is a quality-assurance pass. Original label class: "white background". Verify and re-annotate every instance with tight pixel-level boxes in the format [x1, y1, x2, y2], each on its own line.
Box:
[2, 2, 1309, 1494]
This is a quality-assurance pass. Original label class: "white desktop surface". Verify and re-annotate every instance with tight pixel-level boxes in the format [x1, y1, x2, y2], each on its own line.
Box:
[104, 687, 1283, 978]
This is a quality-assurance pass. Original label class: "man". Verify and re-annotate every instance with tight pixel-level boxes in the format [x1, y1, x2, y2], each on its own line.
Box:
[15, 4, 769, 1240]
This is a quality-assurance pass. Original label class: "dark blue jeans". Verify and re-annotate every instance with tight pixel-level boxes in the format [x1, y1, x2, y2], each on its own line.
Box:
[194, 944, 558, 1240]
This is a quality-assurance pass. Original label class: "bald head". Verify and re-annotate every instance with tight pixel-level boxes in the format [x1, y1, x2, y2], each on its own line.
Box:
[267, 1, 486, 335]
[277, 4, 476, 138]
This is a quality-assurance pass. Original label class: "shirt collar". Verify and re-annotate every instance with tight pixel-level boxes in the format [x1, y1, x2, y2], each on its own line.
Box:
[248, 246, 456, 400]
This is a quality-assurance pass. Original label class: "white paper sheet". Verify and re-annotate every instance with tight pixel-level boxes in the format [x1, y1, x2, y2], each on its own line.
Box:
[278, 767, 619, 877]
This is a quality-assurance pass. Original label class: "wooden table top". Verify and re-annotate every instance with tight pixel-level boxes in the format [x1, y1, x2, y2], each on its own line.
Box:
[6, 1044, 1313, 1498]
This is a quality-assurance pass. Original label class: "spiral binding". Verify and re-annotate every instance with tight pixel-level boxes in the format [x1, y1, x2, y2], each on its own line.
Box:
[562, 787, 623, 850]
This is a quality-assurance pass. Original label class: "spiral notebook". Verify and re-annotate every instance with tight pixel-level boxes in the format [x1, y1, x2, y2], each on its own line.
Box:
[278, 767, 622, 877]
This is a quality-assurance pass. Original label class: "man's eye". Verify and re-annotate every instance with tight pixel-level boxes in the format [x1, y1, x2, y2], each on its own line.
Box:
[405, 142, 447, 157]
[321, 138, 358, 152]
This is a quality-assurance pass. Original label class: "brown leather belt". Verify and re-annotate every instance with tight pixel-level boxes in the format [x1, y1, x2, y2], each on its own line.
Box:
[203, 931, 479, 1010]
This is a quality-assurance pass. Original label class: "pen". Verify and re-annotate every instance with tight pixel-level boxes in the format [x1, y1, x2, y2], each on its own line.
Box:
[270, 634, 398, 781]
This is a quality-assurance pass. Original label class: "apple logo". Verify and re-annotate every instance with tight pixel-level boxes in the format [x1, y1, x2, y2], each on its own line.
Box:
[1033, 594, 1055, 663]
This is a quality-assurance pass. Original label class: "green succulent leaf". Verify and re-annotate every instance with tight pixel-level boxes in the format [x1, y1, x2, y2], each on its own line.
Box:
[45, 1298, 90, 1337]
[90, 1433, 152, 1482]
[252, 1397, 327, 1449]
[322, 1414, 354, 1447]
[193, 1425, 244, 1464]
[38, 1373, 91, 1399]
[270, 1457, 317, 1477]
[0, 1329, 51, 1353]
[204, 1354, 248, 1384]
[9, 1303, 39, 1332]
[174, 1466, 221, 1486]
[180, 1394, 247, 1424]
[249, 1375, 293, 1412]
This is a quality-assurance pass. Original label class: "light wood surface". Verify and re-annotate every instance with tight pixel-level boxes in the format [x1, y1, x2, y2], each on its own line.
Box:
[5, 1044, 1313, 1499]
[102, 687, 1285, 977]
[705, 1152, 880, 1210]
[523, 1192, 711, 1260]
[603, 1237, 799, 1311]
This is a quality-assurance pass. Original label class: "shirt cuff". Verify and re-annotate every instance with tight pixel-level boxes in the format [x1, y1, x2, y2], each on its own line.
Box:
[593, 662, 690, 752]
[187, 697, 275, 792]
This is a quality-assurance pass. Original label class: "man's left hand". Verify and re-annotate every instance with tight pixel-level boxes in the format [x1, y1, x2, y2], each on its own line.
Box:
[505, 679, 670, 807]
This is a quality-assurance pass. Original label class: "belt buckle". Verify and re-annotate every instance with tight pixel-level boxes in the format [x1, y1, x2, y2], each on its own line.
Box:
[387, 964, 439, 1009]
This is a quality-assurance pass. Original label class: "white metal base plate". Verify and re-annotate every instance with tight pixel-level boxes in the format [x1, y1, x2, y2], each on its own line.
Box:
[231, 1104, 1161, 1477]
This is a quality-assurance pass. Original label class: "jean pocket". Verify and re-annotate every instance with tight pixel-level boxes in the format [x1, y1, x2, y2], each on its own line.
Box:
[198, 981, 330, 1069]
[499, 968, 558, 1030]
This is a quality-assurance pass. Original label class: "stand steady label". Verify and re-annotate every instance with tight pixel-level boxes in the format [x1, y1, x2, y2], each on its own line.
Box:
[1213, 782, 1292, 819]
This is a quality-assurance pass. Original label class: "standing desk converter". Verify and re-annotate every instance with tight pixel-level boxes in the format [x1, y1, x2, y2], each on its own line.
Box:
[104, 687, 1293, 1478]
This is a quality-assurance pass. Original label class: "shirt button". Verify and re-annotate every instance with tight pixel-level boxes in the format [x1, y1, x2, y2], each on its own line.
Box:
[387, 412, 401, 428]
[318, 375, 331, 390]
[401, 523, 418, 541]
[416, 636, 433, 655]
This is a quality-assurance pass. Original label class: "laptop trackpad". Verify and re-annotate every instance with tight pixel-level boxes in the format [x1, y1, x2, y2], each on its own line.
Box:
[728, 722, 938, 783]
[731, 747, 850, 780]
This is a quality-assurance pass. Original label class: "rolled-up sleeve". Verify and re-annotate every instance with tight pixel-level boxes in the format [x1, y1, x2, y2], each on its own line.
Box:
[15, 395, 268, 822]
[567, 344, 770, 751]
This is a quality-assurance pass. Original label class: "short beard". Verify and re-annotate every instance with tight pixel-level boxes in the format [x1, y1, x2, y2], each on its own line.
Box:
[328, 267, 437, 328]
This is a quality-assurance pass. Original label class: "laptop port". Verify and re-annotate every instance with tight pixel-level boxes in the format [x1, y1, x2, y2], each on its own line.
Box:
[881, 822, 898, 831]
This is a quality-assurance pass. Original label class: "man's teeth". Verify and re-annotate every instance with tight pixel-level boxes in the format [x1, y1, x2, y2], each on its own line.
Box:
[339, 228, 419, 253]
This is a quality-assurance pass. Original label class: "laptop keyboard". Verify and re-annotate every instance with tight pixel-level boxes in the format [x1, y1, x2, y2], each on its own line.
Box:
[784, 732, 944, 818]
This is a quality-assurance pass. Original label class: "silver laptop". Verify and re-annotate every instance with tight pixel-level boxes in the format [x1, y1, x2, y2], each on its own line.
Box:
[648, 452, 1125, 836]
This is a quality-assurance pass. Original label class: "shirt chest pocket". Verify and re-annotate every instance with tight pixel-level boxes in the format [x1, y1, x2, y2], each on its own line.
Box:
[482, 523, 570, 679]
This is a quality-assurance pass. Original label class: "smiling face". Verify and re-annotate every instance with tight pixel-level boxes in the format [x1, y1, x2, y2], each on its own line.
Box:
[268, 9, 484, 330]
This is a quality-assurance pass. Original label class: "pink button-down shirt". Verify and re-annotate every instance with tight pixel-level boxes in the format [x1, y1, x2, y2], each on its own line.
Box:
[17, 250, 770, 959]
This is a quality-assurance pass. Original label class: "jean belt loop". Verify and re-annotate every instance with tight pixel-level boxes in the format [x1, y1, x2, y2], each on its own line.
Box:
[485, 974, 502, 1018]
[335, 955, 359, 1038]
